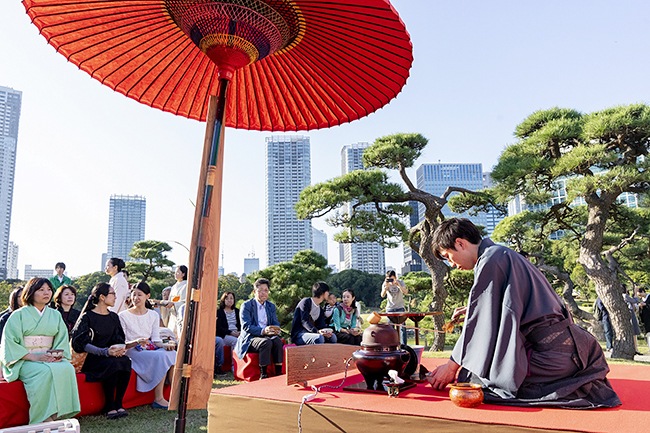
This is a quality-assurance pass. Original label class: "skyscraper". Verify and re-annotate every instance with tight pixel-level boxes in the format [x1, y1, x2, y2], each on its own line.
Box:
[415, 163, 486, 227]
[106, 194, 146, 261]
[340, 143, 385, 274]
[0, 86, 21, 279]
[312, 227, 328, 261]
[265, 135, 312, 266]
[7, 241, 19, 279]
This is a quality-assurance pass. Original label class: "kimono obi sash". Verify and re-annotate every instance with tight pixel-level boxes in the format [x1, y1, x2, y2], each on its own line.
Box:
[23, 335, 54, 354]
[526, 318, 575, 353]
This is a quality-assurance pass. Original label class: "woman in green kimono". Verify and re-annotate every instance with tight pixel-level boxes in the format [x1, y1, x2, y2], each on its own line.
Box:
[0, 278, 80, 424]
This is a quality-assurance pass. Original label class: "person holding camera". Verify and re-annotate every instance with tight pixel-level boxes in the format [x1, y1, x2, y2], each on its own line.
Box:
[381, 270, 408, 345]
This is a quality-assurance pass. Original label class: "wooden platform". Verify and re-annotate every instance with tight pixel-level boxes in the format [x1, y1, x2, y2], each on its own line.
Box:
[208, 358, 649, 433]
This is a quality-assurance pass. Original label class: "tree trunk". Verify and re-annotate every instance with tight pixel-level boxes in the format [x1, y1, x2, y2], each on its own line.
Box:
[578, 202, 635, 359]
[412, 209, 448, 351]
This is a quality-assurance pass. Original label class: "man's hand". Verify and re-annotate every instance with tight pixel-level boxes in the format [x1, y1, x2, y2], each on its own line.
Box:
[451, 306, 467, 323]
[426, 359, 460, 391]
[263, 326, 280, 336]
[319, 328, 333, 337]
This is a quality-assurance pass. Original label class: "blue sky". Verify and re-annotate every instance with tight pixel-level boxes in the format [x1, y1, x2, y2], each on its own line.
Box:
[1, 1, 649, 277]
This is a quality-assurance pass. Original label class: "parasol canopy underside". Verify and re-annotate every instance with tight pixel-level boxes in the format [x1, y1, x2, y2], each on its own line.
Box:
[23, 0, 413, 131]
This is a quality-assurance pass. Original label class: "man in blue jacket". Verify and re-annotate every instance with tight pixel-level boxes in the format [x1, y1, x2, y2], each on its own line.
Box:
[234, 278, 283, 379]
[291, 282, 337, 345]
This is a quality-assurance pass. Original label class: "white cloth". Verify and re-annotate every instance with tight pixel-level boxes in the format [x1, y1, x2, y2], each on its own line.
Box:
[108, 272, 129, 314]
[168, 280, 188, 338]
[118, 309, 161, 342]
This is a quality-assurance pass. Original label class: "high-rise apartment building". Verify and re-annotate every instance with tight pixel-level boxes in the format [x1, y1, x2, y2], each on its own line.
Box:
[7, 241, 18, 279]
[415, 163, 487, 227]
[265, 135, 312, 266]
[340, 143, 385, 274]
[312, 227, 328, 261]
[0, 86, 21, 279]
[106, 194, 146, 261]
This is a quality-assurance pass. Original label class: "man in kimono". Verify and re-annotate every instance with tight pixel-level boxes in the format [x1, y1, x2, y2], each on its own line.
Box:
[0, 278, 80, 423]
[427, 218, 620, 408]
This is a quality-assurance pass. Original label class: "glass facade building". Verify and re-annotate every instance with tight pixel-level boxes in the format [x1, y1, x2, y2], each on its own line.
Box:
[106, 194, 146, 261]
[0, 86, 21, 279]
[265, 135, 312, 267]
[340, 143, 385, 275]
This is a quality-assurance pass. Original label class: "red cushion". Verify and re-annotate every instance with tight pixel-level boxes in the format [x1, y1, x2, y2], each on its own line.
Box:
[0, 371, 171, 429]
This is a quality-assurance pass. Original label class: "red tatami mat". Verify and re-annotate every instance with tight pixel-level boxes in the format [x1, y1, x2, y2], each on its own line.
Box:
[212, 358, 650, 433]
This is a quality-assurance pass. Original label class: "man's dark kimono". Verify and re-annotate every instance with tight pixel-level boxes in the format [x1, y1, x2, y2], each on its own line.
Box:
[453, 239, 621, 408]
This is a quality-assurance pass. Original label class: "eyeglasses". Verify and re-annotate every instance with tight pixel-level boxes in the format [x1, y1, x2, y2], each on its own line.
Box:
[107, 291, 116, 296]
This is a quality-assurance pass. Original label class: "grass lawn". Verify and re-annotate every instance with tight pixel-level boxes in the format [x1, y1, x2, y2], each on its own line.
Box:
[76, 374, 238, 433]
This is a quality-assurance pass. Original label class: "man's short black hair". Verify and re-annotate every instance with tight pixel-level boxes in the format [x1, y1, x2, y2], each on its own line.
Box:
[431, 218, 482, 260]
[55, 262, 66, 270]
[312, 281, 330, 298]
[254, 278, 270, 289]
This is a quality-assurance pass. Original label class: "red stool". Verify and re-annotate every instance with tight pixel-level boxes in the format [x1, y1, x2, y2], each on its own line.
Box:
[233, 340, 286, 381]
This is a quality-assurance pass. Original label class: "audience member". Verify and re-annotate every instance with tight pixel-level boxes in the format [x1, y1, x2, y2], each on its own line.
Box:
[291, 282, 336, 345]
[381, 269, 408, 345]
[0, 286, 23, 339]
[51, 284, 81, 336]
[332, 289, 362, 345]
[0, 278, 80, 424]
[623, 287, 642, 355]
[49, 262, 72, 291]
[216, 291, 240, 373]
[159, 287, 172, 327]
[324, 293, 338, 326]
[119, 282, 176, 409]
[595, 297, 613, 351]
[104, 258, 129, 313]
[71, 283, 132, 419]
[638, 286, 650, 348]
[234, 278, 283, 379]
[164, 265, 188, 339]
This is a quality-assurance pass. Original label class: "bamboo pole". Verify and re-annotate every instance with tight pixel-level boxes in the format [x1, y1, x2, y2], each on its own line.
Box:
[170, 78, 229, 433]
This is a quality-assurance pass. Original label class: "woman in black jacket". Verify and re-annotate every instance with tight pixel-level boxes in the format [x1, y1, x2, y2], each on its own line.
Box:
[51, 285, 81, 336]
[216, 291, 240, 349]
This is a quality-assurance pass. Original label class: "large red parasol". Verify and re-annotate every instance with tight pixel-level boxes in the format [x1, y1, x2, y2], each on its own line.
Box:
[23, 0, 412, 130]
[22, 0, 413, 430]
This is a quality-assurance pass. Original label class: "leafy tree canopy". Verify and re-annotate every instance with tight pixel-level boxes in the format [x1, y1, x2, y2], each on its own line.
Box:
[71, 271, 111, 309]
[249, 250, 331, 330]
[326, 269, 384, 308]
[126, 240, 175, 283]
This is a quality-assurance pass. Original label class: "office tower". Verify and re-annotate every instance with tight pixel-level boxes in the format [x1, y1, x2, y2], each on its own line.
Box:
[243, 257, 260, 275]
[415, 163, 487, 227]
[402, 200, 425, 274]
[265, 135, 312, 266]
[340, 143, 385, 274]
[0, 86, 21, 279]
[106, 194, 146, 261]
[312, 227, 328, 261]
[482, 171, 505, 236]
[24, 264, 53, 280]
[7, 241, 18, 279]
